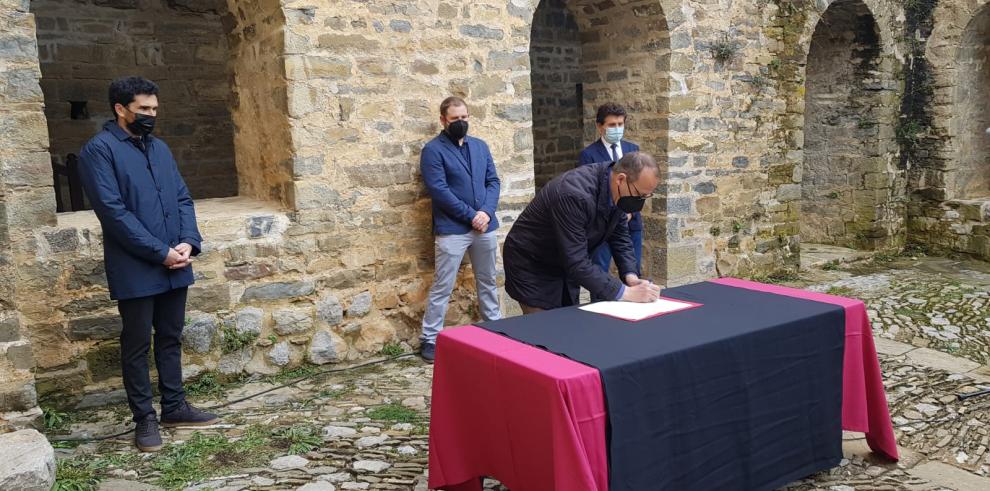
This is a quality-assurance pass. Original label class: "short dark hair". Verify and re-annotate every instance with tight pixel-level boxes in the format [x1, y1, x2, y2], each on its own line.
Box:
[440, 96, 467, 117]
[109, 76, 159, 113]
[615, 151, 658, 181]
[595, 102, 627, 124]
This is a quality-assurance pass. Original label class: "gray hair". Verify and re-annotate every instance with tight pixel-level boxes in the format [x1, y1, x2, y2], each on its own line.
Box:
[614, 151, 659, 181]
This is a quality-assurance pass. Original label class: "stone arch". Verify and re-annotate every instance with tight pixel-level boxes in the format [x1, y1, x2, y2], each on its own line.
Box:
[795, 0, 900, 58]
[28, 0, 295, 210]
[530, 0, 583, 190]
[528, 0, 670, 281]
[30, 0, 240, 209]
[950, 3, 990, 199]
[798, 0, 902, 250]
[5, 0, 295, 410]
[529, 0, 670, 189]
[915, 0, 989, 202]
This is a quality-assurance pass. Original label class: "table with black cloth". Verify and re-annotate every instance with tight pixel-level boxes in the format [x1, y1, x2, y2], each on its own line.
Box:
[427, 279, 899, 491]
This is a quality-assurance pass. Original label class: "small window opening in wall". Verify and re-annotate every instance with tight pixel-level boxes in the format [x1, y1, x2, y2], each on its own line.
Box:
[69, 100, 88, 120]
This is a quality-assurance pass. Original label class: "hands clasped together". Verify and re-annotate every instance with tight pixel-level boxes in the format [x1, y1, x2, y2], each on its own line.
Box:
[163, 243, 194, 270]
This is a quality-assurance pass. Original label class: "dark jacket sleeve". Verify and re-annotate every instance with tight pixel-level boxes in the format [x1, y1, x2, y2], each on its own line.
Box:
[551, 193, 624, 300]
[607, 218, 637, 278]
[77, 140, 170, 264]
[172, 156, 202, 256]
[481, 142, 500, 219]
[420, 143, 476, 224]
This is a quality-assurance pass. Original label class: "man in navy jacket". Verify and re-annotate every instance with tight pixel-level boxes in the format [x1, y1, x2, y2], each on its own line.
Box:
[579, 103, 643, 294]
[419, 97, 502, 362]
[504, 154, 662, 312]
[78, 77, 218, 452]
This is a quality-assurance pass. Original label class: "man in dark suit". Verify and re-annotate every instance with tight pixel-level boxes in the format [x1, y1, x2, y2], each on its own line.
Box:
[78, 77, 218, 452]
[504, 153, 662, 313]
[578, 103, 644, 285]
[419, 96, 502, 361]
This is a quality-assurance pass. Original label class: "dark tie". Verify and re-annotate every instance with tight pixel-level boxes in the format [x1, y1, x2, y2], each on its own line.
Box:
[610, 143, 618, 162]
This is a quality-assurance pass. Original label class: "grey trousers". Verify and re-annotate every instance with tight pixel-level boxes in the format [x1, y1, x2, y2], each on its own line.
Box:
[421, 230, 501, 344]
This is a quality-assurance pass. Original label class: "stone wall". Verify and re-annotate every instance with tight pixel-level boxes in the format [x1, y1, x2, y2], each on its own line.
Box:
[909, 199, 990, 261]
[801, 0, 903, 250]
[0, 0, 47, 430]
[226, 0, 294, 205]
[735, 0, 905, 276]
[32, 0, 239, 202]
[530, 0, 582, 191]
[9, 0, 547, 408]
[25, 199, 329, 408]
[278, 0, 539, 337]
[4, 0, 990, 410]
[569, 0, 675, 282]
[950, 4, 990, 200]
[907, 0, 990, 257]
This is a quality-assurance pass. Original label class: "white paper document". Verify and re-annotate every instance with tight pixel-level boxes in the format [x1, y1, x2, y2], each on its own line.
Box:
[579, 297, 700, 322]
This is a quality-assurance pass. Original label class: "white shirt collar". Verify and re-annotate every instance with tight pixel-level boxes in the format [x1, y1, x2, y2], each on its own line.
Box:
[600, 136, 622, 160]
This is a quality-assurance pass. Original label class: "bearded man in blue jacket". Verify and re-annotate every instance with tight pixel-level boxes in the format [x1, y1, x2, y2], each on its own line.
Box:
[418, 97, 502, 362]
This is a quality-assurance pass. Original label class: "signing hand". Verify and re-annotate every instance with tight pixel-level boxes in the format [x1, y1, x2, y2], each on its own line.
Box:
[621, 274, 661, 303]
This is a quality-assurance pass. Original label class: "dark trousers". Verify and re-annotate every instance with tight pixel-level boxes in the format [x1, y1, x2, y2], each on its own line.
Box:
[117, 287, 188, 422]
[590, 229, 644, 302]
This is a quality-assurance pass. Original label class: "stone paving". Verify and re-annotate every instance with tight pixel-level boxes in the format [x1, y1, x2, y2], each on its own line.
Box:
[800, 255, 990, 367]
[44, 255, 990, 491]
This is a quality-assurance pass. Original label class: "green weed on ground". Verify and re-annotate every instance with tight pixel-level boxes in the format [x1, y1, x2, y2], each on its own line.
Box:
[366, 403, 421, 424]
[152, 426, 272, 490]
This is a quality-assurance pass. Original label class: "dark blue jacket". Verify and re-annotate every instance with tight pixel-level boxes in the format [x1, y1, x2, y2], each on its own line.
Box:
[420, 133, 500, 235]
[578, 139, 643, 231]
[78, 121, 202, 300]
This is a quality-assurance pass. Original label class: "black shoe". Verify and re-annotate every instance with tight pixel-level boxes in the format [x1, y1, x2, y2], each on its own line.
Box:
[420, 342, 435, 363]
[135, 414, 162, 452]
[160, 400, 220, 428]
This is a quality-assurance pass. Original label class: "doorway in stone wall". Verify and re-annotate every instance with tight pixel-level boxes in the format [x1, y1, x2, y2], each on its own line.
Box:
[530, 0, 583, 192]
[801, 0, 901, 258]
[529, 0, 670, 282]
[951, 4, 990, 200]
[31, 0, 239, 212]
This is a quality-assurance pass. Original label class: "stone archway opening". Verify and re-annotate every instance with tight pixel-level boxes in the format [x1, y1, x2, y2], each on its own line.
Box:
[952, 5, 990, 199]
[529, 0, 670, 280]
[801, 0, 898, 251]
[31, 0, 239, 211]
[530, 0, 583, 191]
[530, 0, 669, 189]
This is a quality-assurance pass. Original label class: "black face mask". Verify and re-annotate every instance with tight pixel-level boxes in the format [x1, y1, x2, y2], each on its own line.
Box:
[616, 180, 647, 213]
[126, 111, 156, 137]
[445, 119, 469, 141]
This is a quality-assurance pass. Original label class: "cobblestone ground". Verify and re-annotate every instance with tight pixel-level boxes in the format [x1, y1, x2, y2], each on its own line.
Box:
[804, 257, 990, 367]
[47, 255, 990, 491]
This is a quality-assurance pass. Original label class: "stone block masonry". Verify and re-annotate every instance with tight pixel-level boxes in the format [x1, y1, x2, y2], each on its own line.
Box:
[33, 0, 238, 201]
[0, 0, 989, 413]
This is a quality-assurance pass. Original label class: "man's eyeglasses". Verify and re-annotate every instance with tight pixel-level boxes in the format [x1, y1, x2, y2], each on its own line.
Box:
[628, 181, 654, 200]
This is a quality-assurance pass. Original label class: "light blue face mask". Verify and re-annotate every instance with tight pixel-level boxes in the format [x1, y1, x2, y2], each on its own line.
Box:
[604, 126, 624, 144]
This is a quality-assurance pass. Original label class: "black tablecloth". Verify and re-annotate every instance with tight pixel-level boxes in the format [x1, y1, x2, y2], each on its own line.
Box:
[478, 281, 846, 490]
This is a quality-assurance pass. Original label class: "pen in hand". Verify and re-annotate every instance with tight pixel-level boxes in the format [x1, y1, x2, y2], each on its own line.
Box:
[643, 278, 661, 300]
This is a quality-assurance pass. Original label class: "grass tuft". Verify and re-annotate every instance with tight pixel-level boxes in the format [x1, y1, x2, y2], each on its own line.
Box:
[366, 403, 421, 424]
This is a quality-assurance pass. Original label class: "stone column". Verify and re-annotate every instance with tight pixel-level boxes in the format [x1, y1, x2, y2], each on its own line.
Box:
[0, 0, 52, 430]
